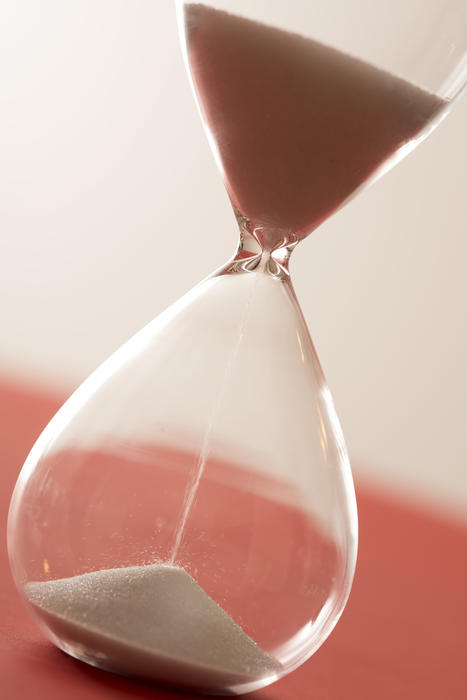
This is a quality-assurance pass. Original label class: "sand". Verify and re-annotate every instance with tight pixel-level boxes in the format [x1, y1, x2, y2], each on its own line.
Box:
[184, 4, 445, 246]
[26, 564, 281, 694]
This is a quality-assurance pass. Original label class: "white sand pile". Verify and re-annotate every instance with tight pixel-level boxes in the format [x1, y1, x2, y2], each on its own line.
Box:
[26, 564, 281, 693]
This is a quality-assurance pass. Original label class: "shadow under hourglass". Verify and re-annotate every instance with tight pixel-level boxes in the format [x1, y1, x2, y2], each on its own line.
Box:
[53, 644, 277, 700]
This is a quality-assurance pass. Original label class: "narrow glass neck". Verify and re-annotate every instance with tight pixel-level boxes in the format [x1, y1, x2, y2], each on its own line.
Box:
[222, 209, 300, 280]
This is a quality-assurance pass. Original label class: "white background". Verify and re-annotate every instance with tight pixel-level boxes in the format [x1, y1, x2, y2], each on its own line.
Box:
[0, 1, 466, 521]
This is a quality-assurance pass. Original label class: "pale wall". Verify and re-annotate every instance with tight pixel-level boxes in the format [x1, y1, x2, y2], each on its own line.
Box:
[0, 1, 466, 520]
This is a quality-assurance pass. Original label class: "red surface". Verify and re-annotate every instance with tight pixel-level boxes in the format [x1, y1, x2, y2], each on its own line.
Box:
[1, 377, 466, 699]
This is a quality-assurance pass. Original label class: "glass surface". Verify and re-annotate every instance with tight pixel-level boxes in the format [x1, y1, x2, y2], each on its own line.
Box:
[7, 1, 467, 696]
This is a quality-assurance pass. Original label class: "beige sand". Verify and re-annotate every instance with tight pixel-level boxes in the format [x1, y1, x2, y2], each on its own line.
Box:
[26, 564, 281, 695]
[185, 4, 444, 244]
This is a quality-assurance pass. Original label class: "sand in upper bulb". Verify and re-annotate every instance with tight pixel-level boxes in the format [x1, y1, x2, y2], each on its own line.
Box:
[26, 564, 281, 694]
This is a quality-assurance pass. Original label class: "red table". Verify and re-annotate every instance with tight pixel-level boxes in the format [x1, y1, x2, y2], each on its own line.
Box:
[1, 377, 466, 699]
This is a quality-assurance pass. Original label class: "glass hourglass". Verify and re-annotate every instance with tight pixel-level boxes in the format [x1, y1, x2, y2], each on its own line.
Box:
[7, 1, 466, 696]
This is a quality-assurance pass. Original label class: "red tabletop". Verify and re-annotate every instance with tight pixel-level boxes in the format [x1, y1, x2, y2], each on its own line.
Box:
[1, 377, 466, 699]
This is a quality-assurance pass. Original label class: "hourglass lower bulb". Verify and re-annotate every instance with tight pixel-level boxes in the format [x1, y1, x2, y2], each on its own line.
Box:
[8, 262, 358, 694]
[7, 1, 449, 696]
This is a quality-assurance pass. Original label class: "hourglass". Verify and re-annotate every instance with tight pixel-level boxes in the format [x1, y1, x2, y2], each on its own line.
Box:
[7, 1, 467, 696]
